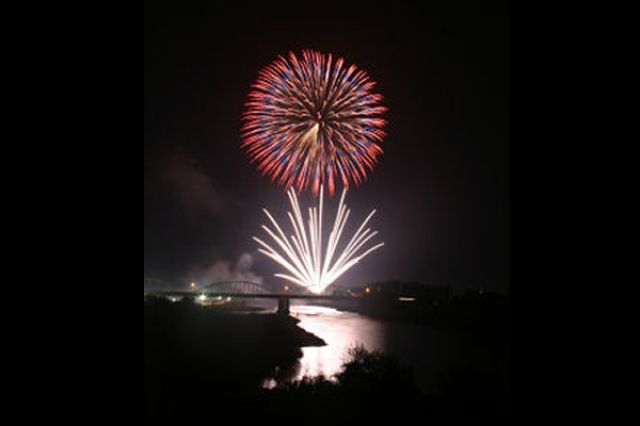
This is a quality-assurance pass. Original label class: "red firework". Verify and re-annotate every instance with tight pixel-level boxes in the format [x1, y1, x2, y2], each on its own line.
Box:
[241, 49, 388, 196]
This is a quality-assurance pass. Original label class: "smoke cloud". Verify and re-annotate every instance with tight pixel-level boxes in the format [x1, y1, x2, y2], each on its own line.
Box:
[192, 252, 264, 286]
[163, 152, 227, 223]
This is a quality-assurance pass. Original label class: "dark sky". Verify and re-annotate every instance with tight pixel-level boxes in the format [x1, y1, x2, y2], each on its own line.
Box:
[144, 0, 509, 293]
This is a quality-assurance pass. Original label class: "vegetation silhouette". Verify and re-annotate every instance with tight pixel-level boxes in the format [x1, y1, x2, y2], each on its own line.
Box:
[145, 296, 507, 424]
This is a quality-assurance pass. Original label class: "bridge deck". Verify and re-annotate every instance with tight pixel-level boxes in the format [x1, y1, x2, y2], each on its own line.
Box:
[146, 291, 357, 301]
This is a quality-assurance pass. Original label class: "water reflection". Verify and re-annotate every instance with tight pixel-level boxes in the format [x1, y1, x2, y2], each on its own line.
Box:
[255, 301, 492, 393]
[290, 304, 386, 381]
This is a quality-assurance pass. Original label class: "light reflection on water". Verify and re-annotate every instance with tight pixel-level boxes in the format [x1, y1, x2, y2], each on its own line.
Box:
[290, 304, 386, 381]
[254, 301, 490, 393]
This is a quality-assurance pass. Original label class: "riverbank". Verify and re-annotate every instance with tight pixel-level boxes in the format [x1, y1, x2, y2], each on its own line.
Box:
[145, 297, 507, 424]
[144, 297, 325, 419]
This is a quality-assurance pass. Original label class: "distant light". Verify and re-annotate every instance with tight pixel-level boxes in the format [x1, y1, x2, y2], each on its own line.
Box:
[198, 294, 207, 302]
[190, 282, 196, 289]
[365, 287, 371, 294]
[398, 297, 416, 302]
[226, 297, 232, 302]
[284, 285, 289, 291]
[262, 378, 277, 389]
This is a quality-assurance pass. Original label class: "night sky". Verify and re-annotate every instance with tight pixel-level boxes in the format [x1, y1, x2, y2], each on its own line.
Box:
[144, 0, 509, 293]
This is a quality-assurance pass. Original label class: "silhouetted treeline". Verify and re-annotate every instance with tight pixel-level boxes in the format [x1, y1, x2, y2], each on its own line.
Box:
[265, 345, 507, 424]
[336, 286, 509, 340]
[369, 280, 453, 301]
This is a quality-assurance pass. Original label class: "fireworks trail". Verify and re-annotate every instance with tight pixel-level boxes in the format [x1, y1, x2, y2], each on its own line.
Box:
[242, 49, 388, 196]
[253, 186, 384, 294]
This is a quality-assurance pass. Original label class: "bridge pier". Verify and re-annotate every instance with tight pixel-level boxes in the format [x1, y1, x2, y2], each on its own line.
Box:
[277, 297, 290, 316]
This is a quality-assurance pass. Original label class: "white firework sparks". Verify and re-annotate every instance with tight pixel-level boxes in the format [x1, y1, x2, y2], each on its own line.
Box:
[253, 186, 384, 294]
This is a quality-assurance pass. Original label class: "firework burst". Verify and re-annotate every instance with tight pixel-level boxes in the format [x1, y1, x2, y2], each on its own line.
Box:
[242, 50, 388, 196]
[253, 186, 384, 294]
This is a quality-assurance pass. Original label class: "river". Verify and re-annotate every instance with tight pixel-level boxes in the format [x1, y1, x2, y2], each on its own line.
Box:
[262, 301, 504, 394]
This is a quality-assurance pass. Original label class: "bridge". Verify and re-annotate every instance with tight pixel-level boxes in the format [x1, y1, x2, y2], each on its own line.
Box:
[144, 280, 359, 315]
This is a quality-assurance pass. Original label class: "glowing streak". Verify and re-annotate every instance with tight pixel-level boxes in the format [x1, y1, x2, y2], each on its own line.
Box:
[254, 186, 383, 294]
